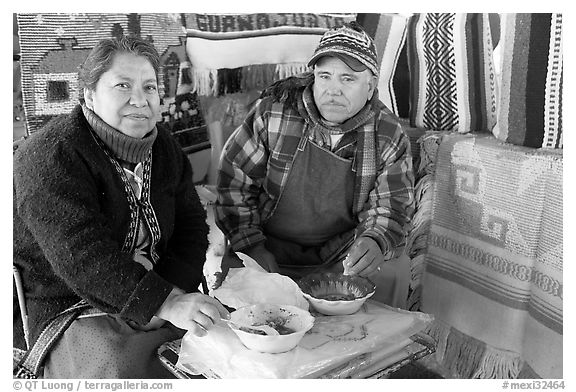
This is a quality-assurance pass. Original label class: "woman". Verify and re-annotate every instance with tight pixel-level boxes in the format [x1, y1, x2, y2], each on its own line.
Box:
[13, 35, 228, 378]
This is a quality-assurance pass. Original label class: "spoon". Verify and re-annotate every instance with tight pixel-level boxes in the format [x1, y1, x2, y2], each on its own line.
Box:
[223, 319, 280, 336]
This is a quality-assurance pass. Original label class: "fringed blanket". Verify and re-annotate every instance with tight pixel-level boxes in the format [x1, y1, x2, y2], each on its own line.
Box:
[405, 130, 446, 310]
[182, 13, 355, 96]
[421, 133, 563, 378]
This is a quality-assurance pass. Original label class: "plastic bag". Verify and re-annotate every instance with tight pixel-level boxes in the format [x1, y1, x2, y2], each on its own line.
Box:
[209, 252, 309, 311]
[176, 301, 433, 378]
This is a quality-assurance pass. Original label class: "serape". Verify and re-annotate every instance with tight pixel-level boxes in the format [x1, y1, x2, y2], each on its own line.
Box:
[407, 14, 498, 133]
[356, 13, 409, 116]
[493, 13, 563, 148]
[421, 133, 563, 378]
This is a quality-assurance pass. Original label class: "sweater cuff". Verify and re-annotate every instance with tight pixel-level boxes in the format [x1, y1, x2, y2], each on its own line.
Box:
[119, 271, 173, 325]
[154, 257, 204, 293]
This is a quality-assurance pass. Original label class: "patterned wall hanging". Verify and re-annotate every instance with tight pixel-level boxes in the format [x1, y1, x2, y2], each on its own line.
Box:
[182, 13, 355, 96]
[355, 13, 409, 116]
[407, 13, 498, 133]
[17, 13, 209, 153]
[493, 13, 563, 149]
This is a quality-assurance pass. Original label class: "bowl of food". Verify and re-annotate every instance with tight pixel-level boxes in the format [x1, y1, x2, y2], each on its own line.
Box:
[298, 272, 376, 315]
[229, 304, 315, 353]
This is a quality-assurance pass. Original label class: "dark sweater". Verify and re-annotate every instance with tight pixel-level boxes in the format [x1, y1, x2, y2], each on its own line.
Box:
[13, 105, 209, 347]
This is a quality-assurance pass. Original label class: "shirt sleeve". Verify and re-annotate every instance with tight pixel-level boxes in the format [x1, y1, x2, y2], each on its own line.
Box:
[356, 118, 416, 255]
[214, 99, 271, 251]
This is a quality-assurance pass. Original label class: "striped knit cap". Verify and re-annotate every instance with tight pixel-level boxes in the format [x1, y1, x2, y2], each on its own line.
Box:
[308, 21, 379, 77]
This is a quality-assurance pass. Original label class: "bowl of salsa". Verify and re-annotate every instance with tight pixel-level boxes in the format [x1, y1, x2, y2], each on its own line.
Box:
[298, 272, 376, 315]
[229, 303, 314, 353]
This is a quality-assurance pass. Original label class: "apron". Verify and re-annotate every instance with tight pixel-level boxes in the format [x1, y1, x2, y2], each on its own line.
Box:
[263, 136, 356, 280]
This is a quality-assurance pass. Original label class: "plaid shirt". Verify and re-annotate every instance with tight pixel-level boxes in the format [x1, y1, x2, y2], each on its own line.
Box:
[215, 84, 415, 257]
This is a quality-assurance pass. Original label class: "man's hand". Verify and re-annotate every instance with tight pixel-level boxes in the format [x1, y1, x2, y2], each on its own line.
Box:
[342, 237, 385, 277]
[156, 290, 230, 337]
[243, 243, 280, 273]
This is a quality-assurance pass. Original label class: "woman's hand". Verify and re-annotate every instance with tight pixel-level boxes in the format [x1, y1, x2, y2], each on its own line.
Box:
[342, 237, 385, 277]
[156, 289, 230, 337]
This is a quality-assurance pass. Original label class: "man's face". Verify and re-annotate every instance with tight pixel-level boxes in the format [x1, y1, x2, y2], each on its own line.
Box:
[312, 56, 376, 124]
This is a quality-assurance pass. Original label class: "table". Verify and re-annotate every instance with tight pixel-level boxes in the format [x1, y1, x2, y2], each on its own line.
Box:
[158, 332, 436, 379]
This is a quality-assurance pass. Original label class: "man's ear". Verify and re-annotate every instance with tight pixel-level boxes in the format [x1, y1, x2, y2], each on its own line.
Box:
[368, 75, 378, 96]
[83, 89, 94, 109]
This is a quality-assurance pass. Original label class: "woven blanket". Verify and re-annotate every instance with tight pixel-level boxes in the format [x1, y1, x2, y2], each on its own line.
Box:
[183, 13, 354, 96]
[421, 133, 563, 378]
[17, 13, 209, 153]
[493, 13, 563, 148]
[407, 14, 498, 133]
[355, 14, 408, 116]
[404, 130, 446, 311]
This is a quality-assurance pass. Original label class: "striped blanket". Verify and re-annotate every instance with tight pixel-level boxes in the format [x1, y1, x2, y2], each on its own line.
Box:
[420, 133, 563, 378]
[406, 14, 498, 133]
[493, 13, 563, 149]
[356, 13, 409, 115]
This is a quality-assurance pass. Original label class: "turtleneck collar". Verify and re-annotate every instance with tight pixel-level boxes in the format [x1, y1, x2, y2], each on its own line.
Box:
[297, 84, 378, 135]
[82, 105, 157, 164]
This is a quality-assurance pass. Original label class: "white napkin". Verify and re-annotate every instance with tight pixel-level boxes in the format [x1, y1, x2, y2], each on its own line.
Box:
[210, 252, 309, 311]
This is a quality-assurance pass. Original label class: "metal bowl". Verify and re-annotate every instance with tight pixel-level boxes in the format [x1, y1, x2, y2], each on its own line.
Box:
[229, 304, 315, 353]
[298, 272, 376, 315]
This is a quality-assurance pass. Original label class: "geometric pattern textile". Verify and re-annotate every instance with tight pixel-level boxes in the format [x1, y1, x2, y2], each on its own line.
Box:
[16, 13, 209, 153]
[421, 132, 563, 378]
[407, 14, 498, 133]
[420, 13, 457, 131]
[493, 14, 563, 149]
[356, 13, 409, 116]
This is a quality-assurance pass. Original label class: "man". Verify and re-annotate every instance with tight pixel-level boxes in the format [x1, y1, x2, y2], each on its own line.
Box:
[215, 22, 415, 284]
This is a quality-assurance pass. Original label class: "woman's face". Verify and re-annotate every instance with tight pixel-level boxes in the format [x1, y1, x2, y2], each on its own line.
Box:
[84, 52, 160, 138]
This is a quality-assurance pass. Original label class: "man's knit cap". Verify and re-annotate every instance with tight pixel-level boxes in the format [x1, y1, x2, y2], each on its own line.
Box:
[308, 21, 379, 77]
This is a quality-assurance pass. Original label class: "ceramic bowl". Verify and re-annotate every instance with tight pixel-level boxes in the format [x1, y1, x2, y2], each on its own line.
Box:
[298, 272, 376, 315]
[229, 304, 315, 353]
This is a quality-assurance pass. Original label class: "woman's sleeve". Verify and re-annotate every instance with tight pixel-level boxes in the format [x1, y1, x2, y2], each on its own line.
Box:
[154, 139, 209, 293]
[13, 140, 173, 325]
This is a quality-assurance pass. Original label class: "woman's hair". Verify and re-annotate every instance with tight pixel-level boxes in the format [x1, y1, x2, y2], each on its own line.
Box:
[78, 35, 160, 102]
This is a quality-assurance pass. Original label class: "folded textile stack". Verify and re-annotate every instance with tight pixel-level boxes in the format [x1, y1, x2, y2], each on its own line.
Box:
[404, 130, 446, 311]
